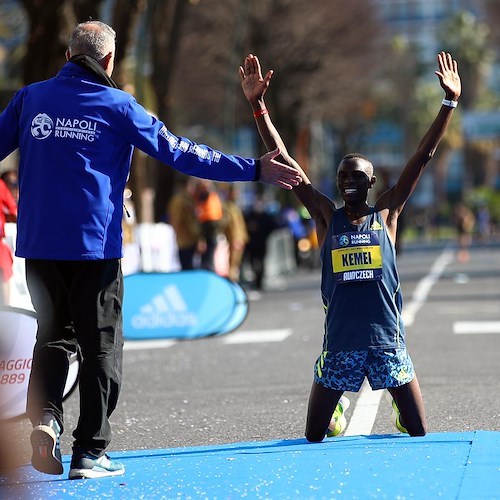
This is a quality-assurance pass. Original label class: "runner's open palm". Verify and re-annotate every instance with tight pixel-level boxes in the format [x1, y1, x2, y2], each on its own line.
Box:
[435, 51, 461, 99]
[239, 54, 273, 103]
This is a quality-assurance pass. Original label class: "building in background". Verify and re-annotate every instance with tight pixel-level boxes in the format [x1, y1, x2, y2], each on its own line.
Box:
[373, 0, 485, 63]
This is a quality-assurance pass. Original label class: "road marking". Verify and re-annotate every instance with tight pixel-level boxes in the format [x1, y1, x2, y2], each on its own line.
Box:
[123, 329, 293, 350]
[402, 247, 454, 327]
[346, 247, 453, 436]
[441, 305, 499, 315]
[344, 381, 383, 436]
[222, 329, 292, 344]
[124, 339, 177, 351]
[453, 321, 500, 335]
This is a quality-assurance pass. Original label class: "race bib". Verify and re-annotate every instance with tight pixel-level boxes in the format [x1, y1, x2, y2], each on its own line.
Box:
[331, 231, 382, 283]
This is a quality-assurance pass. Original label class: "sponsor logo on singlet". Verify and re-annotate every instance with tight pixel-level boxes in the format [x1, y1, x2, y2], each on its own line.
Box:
[31, 113, 99, 142]
[331, 230, 383, 283]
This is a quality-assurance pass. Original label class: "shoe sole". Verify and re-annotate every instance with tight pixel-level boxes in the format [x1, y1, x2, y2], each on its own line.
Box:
[339, 396, 350, 412]
[390, 402, 408, 433]
[326, 396, 350, 437]
[386, 391, 408, 434]
[30, 425, 63, 475]
[327, 414, 347, 437]
[68, 467, 125, 479]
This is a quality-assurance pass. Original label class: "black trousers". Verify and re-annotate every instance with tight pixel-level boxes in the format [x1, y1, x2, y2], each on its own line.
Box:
[25, 259, 124, 457]
[200, 221, 218, 271]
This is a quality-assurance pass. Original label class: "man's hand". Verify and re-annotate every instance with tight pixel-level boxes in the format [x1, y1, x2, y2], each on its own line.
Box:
[259, 148, 302, 190]
[436, 51, 461, 100]
[239, 54, 273, 104]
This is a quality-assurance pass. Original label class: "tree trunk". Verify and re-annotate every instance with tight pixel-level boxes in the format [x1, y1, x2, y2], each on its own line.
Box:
[21, 0, 73, 83]
[149, 0, 187, 222]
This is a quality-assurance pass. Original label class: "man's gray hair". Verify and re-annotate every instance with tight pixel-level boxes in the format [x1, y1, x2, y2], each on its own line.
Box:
[69, 21, 116, 60]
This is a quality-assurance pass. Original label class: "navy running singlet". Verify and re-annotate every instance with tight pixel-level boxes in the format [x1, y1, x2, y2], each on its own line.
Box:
[320, 207, 405, 351]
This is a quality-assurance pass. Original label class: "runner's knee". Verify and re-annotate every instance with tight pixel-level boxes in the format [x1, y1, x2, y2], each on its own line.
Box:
[305, 430, 325, 443]
[408, 423, 427, 436]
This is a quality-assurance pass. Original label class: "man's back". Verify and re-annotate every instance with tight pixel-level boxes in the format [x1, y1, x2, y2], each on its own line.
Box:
[1, 62, 137, 260]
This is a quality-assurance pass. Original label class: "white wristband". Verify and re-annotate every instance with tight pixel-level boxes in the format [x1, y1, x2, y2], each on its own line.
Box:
[442, 98, 458, 108]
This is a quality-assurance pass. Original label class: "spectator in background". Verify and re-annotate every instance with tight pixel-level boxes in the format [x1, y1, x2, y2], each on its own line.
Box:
[194, 179, 224, 271]
[280, 204, 308, 266]
[454, 202, 475, 263]
[0, 177, 17, 305]
[0, 168, 19, 202]
[476, 204, 491, 242]
[244, 195, 278, 290]
[221, 184, 248, 282]
[168, 177, 201, 270]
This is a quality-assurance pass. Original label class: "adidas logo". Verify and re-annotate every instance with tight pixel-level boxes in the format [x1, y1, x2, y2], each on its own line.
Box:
[370, 220, 383, 230]
[131, 285, 197, 329]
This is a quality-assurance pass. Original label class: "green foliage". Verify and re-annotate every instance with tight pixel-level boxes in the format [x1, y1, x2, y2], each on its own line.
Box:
[437, 11, 494, 109]
[466, 186, 500, 222]
[439, 11, 493, 65]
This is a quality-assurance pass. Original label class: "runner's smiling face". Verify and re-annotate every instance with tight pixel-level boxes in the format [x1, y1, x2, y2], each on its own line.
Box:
[336, 158, 376, 204]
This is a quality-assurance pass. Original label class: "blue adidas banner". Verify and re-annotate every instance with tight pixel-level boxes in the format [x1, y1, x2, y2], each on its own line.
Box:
[123, 271, 248, 340]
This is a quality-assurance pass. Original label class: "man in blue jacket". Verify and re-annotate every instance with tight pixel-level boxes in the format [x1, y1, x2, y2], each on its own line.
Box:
[0, 20, 300, 480]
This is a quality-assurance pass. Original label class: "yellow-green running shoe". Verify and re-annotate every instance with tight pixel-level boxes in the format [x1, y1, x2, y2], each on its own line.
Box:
[386, 392, 408, 434]
[326, 396, 350, 437]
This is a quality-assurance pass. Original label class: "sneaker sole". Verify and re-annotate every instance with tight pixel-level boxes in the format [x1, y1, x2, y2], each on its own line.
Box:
[339, 396, 350, 412]
[68, 467, 125, 479]
[326, 414, 347, 437]
[390, 402, 408, 434]
[326, 396, 350, 437]
[386, 391, 408, 434]
[30, 426, 63, 475]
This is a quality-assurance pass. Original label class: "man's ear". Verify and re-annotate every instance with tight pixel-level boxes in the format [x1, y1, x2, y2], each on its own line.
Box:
[101, 52, 112, 70]
[65, 49, 71, 61]
[369, 175, 377, 189]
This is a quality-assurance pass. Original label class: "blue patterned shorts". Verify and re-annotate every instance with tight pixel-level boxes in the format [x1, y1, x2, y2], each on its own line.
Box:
[314, 348, 415, 392]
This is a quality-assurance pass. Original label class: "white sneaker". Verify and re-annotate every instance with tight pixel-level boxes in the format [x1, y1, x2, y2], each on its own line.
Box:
[69, 453, 125, 479]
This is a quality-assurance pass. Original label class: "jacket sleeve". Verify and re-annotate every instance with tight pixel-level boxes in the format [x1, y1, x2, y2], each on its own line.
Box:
[119, 97, 258, 182]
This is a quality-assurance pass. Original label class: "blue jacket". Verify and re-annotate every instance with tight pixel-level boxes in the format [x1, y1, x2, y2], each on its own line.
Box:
[0, 62, 258, 260]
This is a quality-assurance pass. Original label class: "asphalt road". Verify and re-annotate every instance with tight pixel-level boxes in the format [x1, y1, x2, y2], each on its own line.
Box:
[11, 241, 500, 461]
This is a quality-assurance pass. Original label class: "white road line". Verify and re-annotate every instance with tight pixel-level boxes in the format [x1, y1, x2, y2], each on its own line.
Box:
[123, 329, 293, 350]
[345, 247, 453, 436]
[124, 339, 177, 351]
[453, 321, 500, 335]
[402, 247, 455, 327]
[222, 329, 292, 344]
[344, 381, 383, 436]
[441, 305, 499, 315]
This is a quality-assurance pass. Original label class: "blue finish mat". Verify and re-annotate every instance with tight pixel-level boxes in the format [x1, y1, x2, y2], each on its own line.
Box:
[1, 431, 499, 499]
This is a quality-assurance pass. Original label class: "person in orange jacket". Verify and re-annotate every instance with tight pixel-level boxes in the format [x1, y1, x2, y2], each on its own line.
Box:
[194, 179, 224, 271]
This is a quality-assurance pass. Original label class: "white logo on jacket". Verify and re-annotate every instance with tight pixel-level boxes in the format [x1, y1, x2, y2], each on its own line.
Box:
[31, 113, 54, 139]
[30, 114, 99, 142]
